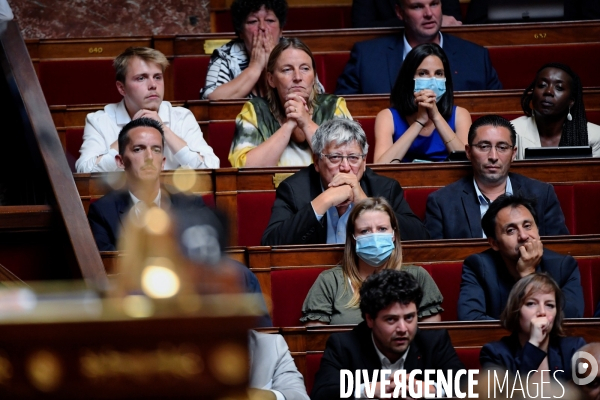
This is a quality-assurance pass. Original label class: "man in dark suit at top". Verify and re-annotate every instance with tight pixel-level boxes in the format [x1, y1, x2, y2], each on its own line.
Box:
[336, 0, 502, 95]
[312, 269, 465, 399]
[425, 115, 569, 239]
[457, 194, 584, 320]
[352, 0, 463, 28]
[261, 118, 428, 246]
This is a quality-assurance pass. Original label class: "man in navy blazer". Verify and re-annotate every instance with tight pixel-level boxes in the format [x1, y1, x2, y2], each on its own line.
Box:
[457, 194, 584, 321]
[352, 0, 462, 28]
[425, 115, 569, 239]
[87, 117, 214, 252]
[312, 270, 465, 400]
[336, 0, 502, 94]
[88, 117, 273, 326]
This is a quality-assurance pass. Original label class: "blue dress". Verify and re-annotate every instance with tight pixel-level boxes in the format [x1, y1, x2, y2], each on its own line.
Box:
[390, 106, 457, 162]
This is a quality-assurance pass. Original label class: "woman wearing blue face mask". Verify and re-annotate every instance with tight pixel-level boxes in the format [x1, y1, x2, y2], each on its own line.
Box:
[373, 43, 471, 163]
[300, 197, 443, 326]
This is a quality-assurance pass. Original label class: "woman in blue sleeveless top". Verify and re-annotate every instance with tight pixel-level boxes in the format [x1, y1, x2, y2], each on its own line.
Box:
[374, 43, 471, 163]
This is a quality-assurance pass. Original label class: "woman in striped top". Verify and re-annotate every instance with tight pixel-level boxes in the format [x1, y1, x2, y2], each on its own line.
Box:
[200, 0, 287, 100]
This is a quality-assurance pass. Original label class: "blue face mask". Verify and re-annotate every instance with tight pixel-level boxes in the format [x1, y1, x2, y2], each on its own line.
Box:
[354, 233, 395, 267]
[414, 77, 447, 102]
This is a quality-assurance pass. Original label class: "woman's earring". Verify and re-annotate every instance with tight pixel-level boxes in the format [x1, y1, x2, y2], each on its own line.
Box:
[567, 106, 573, 121]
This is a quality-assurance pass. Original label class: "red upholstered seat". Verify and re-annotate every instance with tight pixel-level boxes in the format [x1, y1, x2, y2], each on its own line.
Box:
[420, 262, 463, 321]
[588, 110, 600, 125]
[403, 187, 437, 222]
[552, 184, 575, 234]
[457, 347, 481, 370]
[573, 184, 600, 235]
[577, 258, 600, 318]
[488, 43, 600, 90]
[314, 53, 351, 94]
[39, 60, 120, 105]
[65, 128, 84, 172]
[355, 117, 375, 164]
[201, 193, 215, 208]
[172, 56, 210, 101]
[206, 121, 235, 168]
[237, 192, 276, 246]
[305, 352, 323, 395]
[271, 267, 329, 327]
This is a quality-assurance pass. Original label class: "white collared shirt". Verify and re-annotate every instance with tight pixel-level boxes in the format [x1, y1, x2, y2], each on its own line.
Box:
[473, 176, 513, 238]
[402, 32, 444, 61]
[129, 189, 161, 217]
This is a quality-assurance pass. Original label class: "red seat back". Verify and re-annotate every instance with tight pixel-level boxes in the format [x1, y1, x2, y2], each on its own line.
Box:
[355, 117, 375, 164]
[65, 128, 84, 172]
[552, 184, 575, 234]
[456, 348, 481, 370]
[39, 60, 120, 105]
[172, 56, 210, 101]
[206, 121, 235, 168]
[201, 193, 215, 208]
[404, 187, 437, 222]
[574, 184, 600, 235]
[420, 262, 463, 321]
[588, 110, 600, 125]
[237, 192, 276, 246]
[314, 53, 351, 94]
[488, 43, 600, 90]
[271, 267, 329, 327]
[305, 352, 323, 395]
[577, 258, 600, 318]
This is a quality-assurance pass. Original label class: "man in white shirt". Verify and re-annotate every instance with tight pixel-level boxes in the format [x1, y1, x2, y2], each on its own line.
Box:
[76, 47, 219, 173]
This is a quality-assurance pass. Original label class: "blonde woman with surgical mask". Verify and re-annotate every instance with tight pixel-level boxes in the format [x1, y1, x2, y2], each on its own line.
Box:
[301, 197, 444, 326]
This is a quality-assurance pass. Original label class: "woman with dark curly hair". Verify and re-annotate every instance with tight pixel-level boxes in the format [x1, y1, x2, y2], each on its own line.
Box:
[480, 272, 585, 384]
[200, 0, 288, 100]
[512, 63, 600, 159]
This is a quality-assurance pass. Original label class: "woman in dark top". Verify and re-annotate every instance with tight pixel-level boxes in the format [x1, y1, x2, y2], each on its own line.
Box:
[480, 272, 585, 384]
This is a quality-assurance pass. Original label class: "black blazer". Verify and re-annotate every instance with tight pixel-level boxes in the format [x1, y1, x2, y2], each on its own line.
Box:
[480, 334, 585, 382]
[352, 0, 462, 28]
[261, 165, 429, 245]
[425, 172, 570, 239]
[335, 32, 502, 95]
[311, 321, 465, 400]
[87, 188, 207, 251]
[458, 248, 585, 320]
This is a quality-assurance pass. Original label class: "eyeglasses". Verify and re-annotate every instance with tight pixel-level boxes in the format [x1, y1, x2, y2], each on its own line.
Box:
[320, 153, 366, 166]
[471, 142, 514, 154]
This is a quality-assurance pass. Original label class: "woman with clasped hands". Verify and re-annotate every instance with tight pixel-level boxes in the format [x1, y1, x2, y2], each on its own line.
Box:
[480, 273, 585, 387]
[374, 43, 471, 163]
[301, 197, 443, 325]
[229, 37, 351, 167]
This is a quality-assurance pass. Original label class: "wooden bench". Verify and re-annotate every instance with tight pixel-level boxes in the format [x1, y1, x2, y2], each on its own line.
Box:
[260, 320, 600, 394]
[0, 20, 107, 287]
[248, 245, 600, 326]
[28, 21, 600, 104]
[212, 159, 600, 245]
